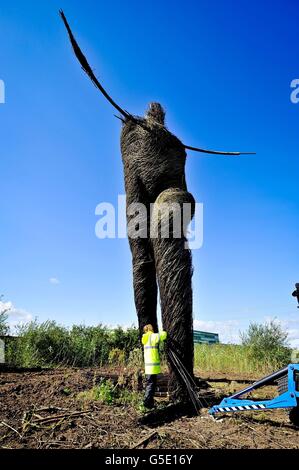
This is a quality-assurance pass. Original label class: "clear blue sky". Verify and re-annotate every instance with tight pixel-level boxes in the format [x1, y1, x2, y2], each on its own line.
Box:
[0, 0, 298, 344]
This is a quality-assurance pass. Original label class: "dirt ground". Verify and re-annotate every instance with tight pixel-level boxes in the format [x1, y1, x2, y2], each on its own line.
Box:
[0, 367, 298, 449]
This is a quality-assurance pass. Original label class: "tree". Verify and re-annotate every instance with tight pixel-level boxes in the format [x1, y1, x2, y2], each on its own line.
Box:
[240, 320, 291, 367]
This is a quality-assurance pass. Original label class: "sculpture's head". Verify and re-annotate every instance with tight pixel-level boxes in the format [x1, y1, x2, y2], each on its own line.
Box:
[145, 102, 165, 125]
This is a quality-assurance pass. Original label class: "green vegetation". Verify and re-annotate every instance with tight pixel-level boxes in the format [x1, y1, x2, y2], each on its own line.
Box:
[108, 348, 126, 365]
[194, 320, 291, 375]
[194, 343, 291, 375]
[6, 321, 140, 368]
[77, 379, 142, 407]
[240, 320, 290, 366]
[4, 319, 292, 376]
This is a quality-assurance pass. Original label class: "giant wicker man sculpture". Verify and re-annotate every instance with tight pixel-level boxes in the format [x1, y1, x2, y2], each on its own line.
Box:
[60, 11, 254, 402]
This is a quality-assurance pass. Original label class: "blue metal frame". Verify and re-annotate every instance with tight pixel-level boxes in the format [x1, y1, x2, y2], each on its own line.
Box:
[209, 364, 299, 415]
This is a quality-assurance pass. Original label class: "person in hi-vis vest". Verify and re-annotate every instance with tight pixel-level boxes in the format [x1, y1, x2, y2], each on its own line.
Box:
[142, 324, 167, 408]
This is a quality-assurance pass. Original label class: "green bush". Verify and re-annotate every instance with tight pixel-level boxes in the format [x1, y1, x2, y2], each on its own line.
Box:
[6, 321, 140, 368]
[127, 347, 143, 369]
[108, 348, 125, 365]
[240, 320, 291, 368]
[108, 326, 140, 359]
[94, 380, 115, 404]
[68, 324, 111, 367]
[6, 320, 72, 367]
[115, 389, 142, 407]
[77, 379, 142, 407]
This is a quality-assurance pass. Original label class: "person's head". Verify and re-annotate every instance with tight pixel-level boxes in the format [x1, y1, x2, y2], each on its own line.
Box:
[143, 324, 154, 334]
[145, 102, 165, 125]
[296, 283, 299, 290]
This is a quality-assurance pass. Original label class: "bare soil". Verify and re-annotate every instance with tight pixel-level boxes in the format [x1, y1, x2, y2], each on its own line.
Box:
[0, 367, 298, 449]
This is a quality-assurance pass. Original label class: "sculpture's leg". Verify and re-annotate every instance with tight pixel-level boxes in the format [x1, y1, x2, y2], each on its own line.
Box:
[151, 188, 195, 402]
[129, 237, 158, 335]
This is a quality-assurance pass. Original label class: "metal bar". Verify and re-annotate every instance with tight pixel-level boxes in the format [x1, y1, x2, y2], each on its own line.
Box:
[228, 366, 289, 399]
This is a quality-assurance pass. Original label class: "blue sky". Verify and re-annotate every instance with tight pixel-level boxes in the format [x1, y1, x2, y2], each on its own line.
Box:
[0, 0, 298, 344]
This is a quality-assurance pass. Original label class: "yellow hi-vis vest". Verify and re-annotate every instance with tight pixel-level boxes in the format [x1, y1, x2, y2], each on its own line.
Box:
[142, 331, 167, 375]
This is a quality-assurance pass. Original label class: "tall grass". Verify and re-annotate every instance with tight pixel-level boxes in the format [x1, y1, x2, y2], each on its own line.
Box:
[194, 343, 291, 376]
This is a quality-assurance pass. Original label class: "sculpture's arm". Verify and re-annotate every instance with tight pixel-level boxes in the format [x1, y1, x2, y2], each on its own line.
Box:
[60, 10, 255, 157]
[183, 144, 255, 156]
[59, 10, 134, 122]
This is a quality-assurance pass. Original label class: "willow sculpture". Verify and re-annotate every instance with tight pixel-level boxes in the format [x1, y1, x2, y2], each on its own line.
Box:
[60, 11, 254, 402]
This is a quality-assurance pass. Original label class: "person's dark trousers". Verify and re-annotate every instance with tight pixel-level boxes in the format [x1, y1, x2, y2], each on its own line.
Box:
[144, 374, 157, 408]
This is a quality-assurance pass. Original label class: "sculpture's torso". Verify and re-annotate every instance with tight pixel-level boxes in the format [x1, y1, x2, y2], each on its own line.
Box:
[121, 117, 187, 205]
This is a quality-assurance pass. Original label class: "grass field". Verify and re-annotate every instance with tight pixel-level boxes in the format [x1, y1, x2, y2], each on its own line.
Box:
[194, 343, 290, 376]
